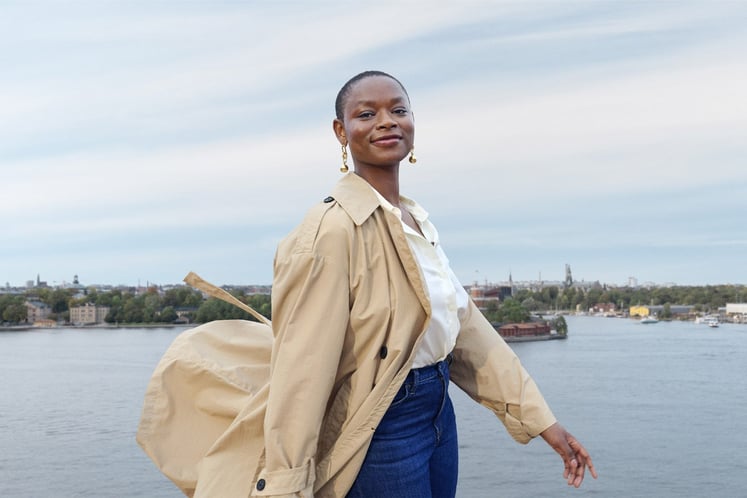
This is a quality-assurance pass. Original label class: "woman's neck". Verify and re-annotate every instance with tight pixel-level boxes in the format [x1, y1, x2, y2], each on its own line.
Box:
[354, 165, 401, 206]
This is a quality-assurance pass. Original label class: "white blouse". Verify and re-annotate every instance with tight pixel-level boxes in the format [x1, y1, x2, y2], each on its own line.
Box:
[371, 188, 469, 368]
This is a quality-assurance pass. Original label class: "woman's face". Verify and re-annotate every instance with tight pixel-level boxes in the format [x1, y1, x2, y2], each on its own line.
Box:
[334, 76, 414, 171]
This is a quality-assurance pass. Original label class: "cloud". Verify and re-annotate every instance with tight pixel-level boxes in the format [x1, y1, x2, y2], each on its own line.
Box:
[2, 1, 746, 286]
[408, 38, 747, 214]
[2, 3, 490, 156]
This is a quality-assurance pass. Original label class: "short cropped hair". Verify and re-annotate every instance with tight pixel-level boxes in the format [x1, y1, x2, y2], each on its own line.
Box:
[334, 70, 410, 120]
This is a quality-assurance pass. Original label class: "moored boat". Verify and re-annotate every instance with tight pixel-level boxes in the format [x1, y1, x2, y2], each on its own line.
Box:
[493, 321, 567, 342]
[696, 315, 720, 327]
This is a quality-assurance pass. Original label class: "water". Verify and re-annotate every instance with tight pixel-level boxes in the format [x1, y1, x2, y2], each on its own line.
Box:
[1, 317, 746, 497]
[454, 316, 747, 497]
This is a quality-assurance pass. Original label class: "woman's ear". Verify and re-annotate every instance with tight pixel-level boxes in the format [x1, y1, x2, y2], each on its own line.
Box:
[332, 119, 347, 145]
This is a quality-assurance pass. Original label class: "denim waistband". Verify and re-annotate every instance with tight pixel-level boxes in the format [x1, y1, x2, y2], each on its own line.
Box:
[406, 353, 452, 385]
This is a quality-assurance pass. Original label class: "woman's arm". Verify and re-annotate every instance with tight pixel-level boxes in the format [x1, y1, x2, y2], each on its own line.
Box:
[451, 300, 597, 488]
[449, 300, 557, 442]
[253, 213, 351, 497]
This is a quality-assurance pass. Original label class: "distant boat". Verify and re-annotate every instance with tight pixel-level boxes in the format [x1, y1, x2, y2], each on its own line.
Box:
[640, 317, 658, 324]
[696, 315, 720, 327]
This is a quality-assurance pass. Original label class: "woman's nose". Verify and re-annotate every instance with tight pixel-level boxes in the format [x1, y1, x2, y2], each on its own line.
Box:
[375, 111, 397, 128]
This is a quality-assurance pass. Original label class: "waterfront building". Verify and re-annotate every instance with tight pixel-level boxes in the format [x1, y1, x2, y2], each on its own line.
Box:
[33, 319, 57, 328]
[468, 283, 511, 312]
[630, 305, 694, 318]
[591, 302, 617, 315]
[70, 303, 110, 325]
[725, 303, 747, 323]
[25, 300, 51, 323]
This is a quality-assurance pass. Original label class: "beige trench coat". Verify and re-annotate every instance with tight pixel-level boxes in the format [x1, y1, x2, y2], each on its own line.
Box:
[137, 172, 556, 498]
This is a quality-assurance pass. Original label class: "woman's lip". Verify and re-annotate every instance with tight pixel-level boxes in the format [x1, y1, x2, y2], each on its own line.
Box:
[372, 136, 401, 145]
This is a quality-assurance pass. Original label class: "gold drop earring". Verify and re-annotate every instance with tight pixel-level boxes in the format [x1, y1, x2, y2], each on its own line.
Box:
[408, 146, 417, 164]
[340, 143, 349, 173]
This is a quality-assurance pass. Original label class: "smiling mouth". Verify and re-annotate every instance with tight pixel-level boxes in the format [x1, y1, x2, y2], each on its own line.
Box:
[372, 135, 402, 144]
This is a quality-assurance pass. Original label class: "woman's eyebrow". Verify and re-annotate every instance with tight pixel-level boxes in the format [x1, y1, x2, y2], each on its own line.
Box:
[352, 97, 408, 107]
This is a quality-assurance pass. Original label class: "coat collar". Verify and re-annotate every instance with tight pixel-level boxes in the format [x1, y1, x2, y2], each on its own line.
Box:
[331, 173, 383, 226]
[331, 171, 432, 323]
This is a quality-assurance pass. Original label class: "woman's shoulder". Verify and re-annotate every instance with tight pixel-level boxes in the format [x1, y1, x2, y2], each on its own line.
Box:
[277, 197, 356, 256]
[301, 196, 356, 234]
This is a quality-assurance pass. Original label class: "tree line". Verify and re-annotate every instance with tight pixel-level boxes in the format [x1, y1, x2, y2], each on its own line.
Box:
[0, 286, 271, 325]
[511, 284, 744, 314]
[1, 283, 744, 326]
[481, 283, 744, 324]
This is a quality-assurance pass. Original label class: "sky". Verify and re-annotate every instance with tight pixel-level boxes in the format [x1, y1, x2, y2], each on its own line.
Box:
[2, 1, 746, 288]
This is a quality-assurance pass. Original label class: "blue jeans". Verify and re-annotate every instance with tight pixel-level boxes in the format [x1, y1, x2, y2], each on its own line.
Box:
[346, 357, 458, 498]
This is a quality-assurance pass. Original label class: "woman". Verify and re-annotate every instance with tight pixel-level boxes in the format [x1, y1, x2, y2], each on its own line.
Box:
[260, 71, 596, 497]
[137, 70, 596, 498]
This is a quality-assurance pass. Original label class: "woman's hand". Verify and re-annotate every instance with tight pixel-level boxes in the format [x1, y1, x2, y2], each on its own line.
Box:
[540, 422, 598, 488]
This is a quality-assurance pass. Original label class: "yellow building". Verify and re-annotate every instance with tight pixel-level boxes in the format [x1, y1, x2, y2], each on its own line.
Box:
[629, 305, 650, 317]
[630, 304, 694, 318]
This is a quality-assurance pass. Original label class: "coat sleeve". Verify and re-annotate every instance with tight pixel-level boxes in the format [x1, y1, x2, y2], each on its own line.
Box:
[251, 212, 350, 497]
[449, 300, 557, 444]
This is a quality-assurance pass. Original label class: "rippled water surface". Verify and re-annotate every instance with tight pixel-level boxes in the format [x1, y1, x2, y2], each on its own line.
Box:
[1, 316, 746, 497]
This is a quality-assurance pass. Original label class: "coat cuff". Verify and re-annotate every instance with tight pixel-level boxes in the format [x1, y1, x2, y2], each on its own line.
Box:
[251, 459, 315, 497]
[504, 402, 556, 444]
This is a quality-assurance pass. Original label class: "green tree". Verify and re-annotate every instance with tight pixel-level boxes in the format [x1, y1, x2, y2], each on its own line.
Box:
[553, 316, 568, 336]
[159, 306, 178, 323]
[49, 288, 74, 313]
[486, 300, 499, 314]
[542, 286, 559, 309]
[163, 287, 203, 308]
[496, 298, 530, 323]
[584, 288, 603, 311]
[1, 295, 27, 323]
[246, 294, 272, 320]
[143, 293, 162, 322]
[195, 298, 255, 323]
[3, 304, 27, 323]
[92, 289, 113, 306]
[660, 303, 672, 320]
[570, 288, 584, 311]
[122, 295, 145, 323]
[521, 297, 539, 312]
[652, 288, 673, 306]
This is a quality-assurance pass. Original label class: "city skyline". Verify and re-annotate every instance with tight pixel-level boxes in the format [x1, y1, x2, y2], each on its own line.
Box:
[4, 268, 736, 291]
[3, 2, 746, 288]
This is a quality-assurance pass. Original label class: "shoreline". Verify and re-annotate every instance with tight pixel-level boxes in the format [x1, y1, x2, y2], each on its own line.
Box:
[4, 312, 744, 332]
[0, 323, 194, 332]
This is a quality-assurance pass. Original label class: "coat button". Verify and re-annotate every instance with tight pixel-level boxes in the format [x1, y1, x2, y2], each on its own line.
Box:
[379, 346, 388, 359]
[323, 196, 334, 203]
[256, 478, 266, 491]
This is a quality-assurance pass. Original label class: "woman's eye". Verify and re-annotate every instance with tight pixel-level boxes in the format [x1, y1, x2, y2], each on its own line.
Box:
[358, 111, 374, 118]
[393, 108, 408, 115]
